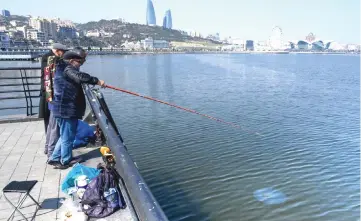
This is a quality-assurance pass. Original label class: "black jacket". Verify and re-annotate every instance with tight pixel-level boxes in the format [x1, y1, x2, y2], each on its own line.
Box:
[38, 50, 54, 118]
[52, 63, 99, 119]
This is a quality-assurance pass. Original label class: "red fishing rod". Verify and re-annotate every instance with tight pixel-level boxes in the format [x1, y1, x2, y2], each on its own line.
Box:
[104, 84, 262, 136]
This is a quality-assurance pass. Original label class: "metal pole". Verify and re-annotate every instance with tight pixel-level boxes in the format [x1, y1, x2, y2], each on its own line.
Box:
[83, 85, 169, 221]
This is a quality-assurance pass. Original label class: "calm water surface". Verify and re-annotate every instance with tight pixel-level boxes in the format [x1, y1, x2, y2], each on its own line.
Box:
[2, 54, 360, 221]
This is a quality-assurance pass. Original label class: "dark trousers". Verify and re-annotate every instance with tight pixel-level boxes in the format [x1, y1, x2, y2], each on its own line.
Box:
[38, 92, 50, 133]
[45, 112, 60, 158]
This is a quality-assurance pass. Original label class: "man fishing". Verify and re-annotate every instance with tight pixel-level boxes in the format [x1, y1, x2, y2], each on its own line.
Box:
[48, 47, 105, 169]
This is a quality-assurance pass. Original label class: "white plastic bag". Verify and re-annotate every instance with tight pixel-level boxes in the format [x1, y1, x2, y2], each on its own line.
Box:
[59, 198, 87, 221]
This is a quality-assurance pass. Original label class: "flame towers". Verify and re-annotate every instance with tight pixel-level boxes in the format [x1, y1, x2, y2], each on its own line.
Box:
[146, 0, 156, 26]
[162, 10, 172, 29]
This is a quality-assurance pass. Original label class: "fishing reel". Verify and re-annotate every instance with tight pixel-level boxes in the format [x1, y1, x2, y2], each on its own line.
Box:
[100, 146, 116, 168]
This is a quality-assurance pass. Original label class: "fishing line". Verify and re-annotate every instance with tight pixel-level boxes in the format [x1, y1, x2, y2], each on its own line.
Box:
[104, 84, 263, 136]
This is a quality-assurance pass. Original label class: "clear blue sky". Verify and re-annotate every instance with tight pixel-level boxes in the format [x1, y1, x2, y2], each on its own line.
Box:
[2, 0, 360, 43]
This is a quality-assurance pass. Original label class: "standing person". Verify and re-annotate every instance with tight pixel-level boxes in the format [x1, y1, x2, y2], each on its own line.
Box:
[48, 47, 105, 169]
[44, 50, 68, 158]
[42, 43, 68, 155]
[39, 43, 68, 135]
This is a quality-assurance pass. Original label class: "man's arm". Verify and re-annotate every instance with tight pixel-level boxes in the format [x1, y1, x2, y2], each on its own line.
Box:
[64, 66, 99, 85]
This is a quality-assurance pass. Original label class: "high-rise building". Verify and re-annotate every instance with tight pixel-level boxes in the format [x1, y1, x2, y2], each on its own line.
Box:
[0, 31, 10, 49]
[58, 26, 76, 39]
[146, 0, 156, 26]
[29, 17, 58, 40]
[245, 40, 254, 51]
[162, 10, 172, 29]
[2, 10, 10, 17]
[26, 29, 46, 45]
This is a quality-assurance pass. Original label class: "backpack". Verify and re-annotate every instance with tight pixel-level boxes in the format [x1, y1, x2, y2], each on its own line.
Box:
[81, 165, 126, 218]
[44, 55, 57, 102]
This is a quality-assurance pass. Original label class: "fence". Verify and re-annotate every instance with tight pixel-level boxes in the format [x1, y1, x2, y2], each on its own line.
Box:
[0, 67, 41, 117]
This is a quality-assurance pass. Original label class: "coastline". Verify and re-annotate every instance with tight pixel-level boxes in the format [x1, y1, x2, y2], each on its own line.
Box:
[0, 50, 359, 61]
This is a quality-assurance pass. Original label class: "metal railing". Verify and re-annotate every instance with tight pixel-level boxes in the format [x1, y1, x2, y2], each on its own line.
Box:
[0, 67, 42, 116]
[84, 85, 169, 221]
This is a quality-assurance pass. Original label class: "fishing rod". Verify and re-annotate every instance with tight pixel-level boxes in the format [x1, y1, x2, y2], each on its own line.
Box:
[104, 84, 262, 136]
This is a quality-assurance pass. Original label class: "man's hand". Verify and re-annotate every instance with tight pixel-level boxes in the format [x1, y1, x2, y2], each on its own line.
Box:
[97, 80, 106, 88]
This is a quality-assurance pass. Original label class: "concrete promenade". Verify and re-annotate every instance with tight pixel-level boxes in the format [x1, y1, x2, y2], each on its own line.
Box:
[0, 120, 134, 221]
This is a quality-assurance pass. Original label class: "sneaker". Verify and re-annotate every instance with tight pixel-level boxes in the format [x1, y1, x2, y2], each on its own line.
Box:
[54, 164, 69, 170]
[69, 157, 83, 166]
[47, 160, 60, 166]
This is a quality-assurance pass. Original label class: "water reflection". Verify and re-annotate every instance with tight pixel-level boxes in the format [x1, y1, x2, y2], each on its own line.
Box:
[163, 55, 174, 103]
[146, 55, 158, 115]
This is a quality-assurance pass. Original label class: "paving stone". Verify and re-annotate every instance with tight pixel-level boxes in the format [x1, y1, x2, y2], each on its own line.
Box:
[0, 132, 11, 142]
[0, 121, 135, 221]
[15, 135, 32, 146]
[0, 146, 14, 155]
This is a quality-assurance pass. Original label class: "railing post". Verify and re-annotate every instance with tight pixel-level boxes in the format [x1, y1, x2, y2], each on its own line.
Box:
[23, 69, 34, 115]
[19, 69, 29, 116]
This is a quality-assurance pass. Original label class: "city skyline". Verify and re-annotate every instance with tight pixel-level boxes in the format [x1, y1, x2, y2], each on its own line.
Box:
[162, 10, 172, 29]
[146, 0, 156, 26]
[1, 0, 360, 44]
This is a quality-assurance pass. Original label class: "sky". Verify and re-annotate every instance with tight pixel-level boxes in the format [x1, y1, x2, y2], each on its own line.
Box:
[2, 0, 360, 44]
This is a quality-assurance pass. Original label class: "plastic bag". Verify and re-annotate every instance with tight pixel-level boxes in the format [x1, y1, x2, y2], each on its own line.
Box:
[61, 163, 100, 194]
[59, 198, 87, 221]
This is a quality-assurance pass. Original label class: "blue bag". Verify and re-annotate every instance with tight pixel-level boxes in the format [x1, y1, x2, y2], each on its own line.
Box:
[61, 163, 100, 194]
[73, 120, 96, 148]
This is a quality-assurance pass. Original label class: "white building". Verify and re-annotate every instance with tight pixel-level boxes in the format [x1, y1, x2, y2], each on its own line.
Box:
[123, 34, 131, 39]
[227, 38, 244, 45]
[141, 37, 153, 49]
[10, 20, 17, 26]
[140, 37, 170, 50]
[52, 18, 75, 28]
[255, 40, 270, 51]
[86, 30, 100, 37]
[100, 31, 114, 37]
[221, 44, 244, 51]
[347, 44, 358, 51]
[86, 30, 114, 38]
[153, 40, 169, 49]
[27, 29, 46, 44]
[121, 41, 142, 50]
[0, 32, 10, 49]
[29, 17, 57, 40]
[188, 31, 202, 38]
[16, 26, 27, 38]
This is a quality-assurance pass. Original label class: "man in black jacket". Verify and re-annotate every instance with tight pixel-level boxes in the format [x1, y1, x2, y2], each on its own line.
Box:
[38, 43, 68, 135]
[48, 48, 105, 169]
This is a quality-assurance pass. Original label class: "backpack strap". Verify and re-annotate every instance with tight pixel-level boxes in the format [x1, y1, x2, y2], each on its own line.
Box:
[104, 168, 111, 192]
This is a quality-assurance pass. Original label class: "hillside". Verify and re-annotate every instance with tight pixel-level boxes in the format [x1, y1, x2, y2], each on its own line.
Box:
[76, 19, 220, 47]
[0, 15, 29, 27]
[0, 15, 221, 48]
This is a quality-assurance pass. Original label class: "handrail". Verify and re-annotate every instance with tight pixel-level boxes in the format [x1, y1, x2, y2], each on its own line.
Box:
[83, 85, 169, 221]
[0, 67, 41, 116]
[0, 67, 42, 70]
